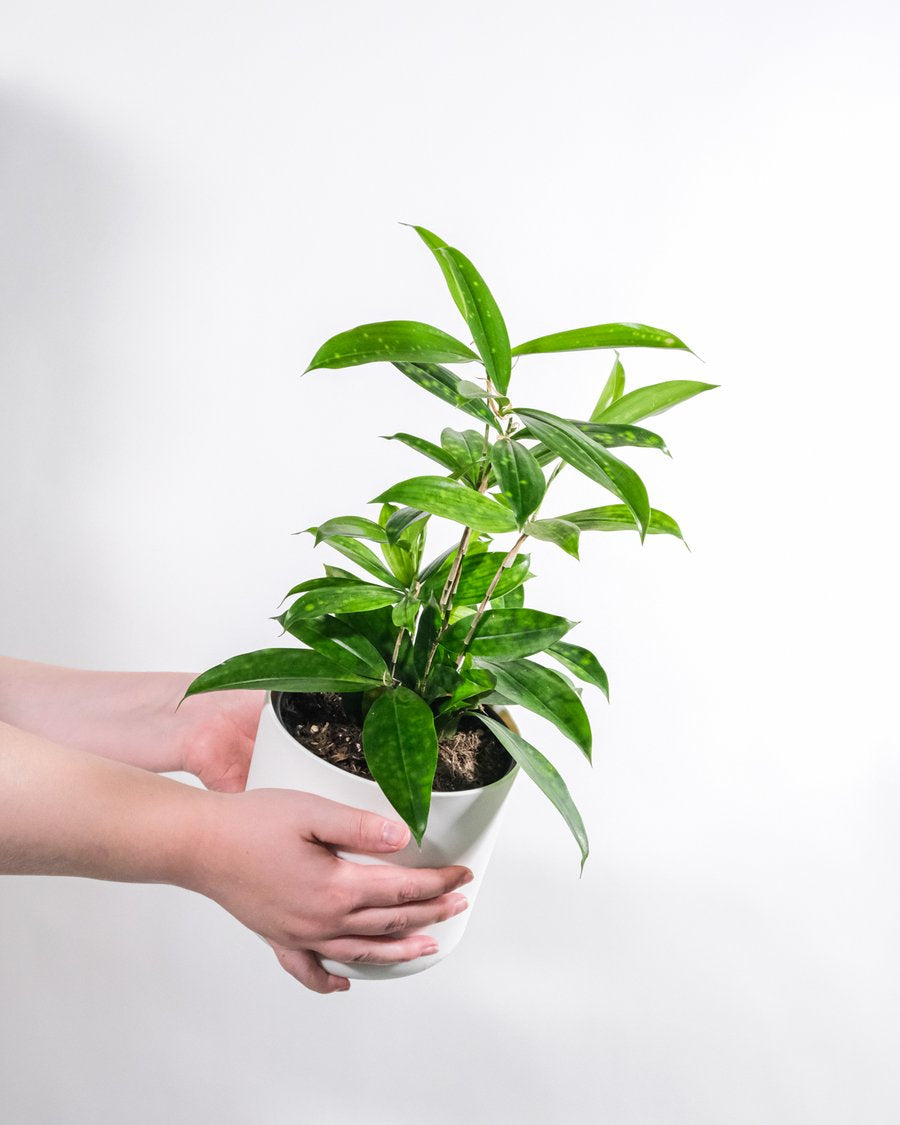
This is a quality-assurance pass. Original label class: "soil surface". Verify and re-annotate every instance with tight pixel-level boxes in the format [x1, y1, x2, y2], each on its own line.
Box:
[275, 692, 514, 792]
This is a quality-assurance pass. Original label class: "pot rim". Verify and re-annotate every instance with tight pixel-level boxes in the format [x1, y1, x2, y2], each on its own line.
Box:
[267, 690, 518, 798]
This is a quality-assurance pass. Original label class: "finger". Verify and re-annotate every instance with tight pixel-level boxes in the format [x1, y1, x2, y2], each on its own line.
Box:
[270, 942, 350, 994]
[303, 795, 411, 854]
[342, 862, 473, 910]
[314, 933, 440, 966]
[342, 892, 469, 937]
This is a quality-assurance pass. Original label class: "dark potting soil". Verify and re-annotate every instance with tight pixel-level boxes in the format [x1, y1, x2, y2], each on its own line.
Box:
[275, 691, 514, 792]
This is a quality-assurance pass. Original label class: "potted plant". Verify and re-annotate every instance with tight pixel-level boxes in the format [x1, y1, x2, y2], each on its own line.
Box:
[183, 224, 715, 979]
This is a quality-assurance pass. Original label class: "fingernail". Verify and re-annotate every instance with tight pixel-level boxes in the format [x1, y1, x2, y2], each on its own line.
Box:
[382, 821, 408, 847]
[451, 895, 469, 915]
[421, 941, 439, 956]
[458, 870, 474, 886]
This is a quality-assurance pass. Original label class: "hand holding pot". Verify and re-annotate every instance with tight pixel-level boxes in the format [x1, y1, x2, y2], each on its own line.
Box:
[189, 788, 472, 993]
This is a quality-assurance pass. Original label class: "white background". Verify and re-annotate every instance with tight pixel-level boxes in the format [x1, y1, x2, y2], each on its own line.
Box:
[2, 2, 899, 1122]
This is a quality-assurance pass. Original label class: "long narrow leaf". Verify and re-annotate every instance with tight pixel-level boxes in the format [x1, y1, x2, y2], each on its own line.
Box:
[478, 658, 592, 759]
[559, 504, 684, 541]
[515, 407, 650, 540]
[306, 321, 478, 371]
[384, 433, 461, 473]
[477, 714, 589, 872]
[436, 245, 511, 393]
[182, 648, 382, 699]
[393, 361, 501, 431]
[590, 354, 626, 419]
[491, 438, 546, 528]
[372, 476, 517, 534]
[511, 322, 689, 357]
[597, 380, 717, 424]
[441, 609, 574, 660]
[547, 641, 609, 699]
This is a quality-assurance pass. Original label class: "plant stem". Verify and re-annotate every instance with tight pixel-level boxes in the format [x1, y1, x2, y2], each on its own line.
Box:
[455, 532, 529, 669]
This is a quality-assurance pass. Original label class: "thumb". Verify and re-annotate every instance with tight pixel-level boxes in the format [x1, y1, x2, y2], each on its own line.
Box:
[302, 794, 411, 854]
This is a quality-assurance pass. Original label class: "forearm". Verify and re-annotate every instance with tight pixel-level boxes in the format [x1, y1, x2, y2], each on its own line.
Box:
[0, 718, 204, 885]
[0, 657, 192, 772]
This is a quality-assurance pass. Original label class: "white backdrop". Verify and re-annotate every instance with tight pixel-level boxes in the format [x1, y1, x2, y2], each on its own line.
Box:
[2, 2, 899, 1122]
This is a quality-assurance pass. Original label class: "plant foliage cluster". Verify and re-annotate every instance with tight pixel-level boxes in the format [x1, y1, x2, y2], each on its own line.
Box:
[185, 225, 715, 867]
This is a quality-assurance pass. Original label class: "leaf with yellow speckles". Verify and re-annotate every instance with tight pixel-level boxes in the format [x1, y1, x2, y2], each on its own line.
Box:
[491, 438, 546, 528]
[597, 380, 717, 424]
[305, 321, 479, 371]
[511, 322, 690, 357]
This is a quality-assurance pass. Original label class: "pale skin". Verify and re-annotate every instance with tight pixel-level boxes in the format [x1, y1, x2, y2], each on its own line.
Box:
[0, 658, 471, 993]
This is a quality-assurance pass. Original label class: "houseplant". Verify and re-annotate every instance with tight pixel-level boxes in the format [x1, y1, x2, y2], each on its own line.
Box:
[183, 224, 715, 978]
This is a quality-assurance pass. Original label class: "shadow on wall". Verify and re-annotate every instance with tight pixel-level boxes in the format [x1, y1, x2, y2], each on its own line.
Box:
[0, 88, 136, 663]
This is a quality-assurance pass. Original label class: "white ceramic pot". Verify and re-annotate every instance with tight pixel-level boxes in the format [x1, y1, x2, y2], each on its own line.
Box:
[246, 692, 519, 980]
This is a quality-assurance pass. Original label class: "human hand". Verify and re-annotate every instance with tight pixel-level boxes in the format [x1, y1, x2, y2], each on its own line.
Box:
[187, 788, 472, 993]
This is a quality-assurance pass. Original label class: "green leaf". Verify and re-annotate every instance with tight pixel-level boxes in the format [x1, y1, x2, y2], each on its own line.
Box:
[435, 667, 497, 715]
[423, 551, 531, 606]
[441, 609, 574, 660]
[435, 245, 512, 394]
[362, 686, 439, 846]
[384, 506, 429, 545]
[393, 362, 501, 431]
[515, 408, 650, 541]
[306, 321, 478, 371]
[491, 438, 546, 528]
[477, 714, 589, 872]
[418, 543, 460, 583]
[279, 615, 388, 679]
[313, 534, 398, 586]
[597, 380, 717, 424]
[183, 648, 382, 699]
[590, 354, 626, 419]
[441, 428, 486, 482]
[492, 584, 525, 610]
[384, 432, 461, 474]
[547, 641, 609, 700]
[511, 322, 689, 357]
[559, 504, 684, 541]
[282, 575, 362, 601]
[282, 583, 401, 625]
[315, 516, 388, 545]
[372, 476, 517, 534]
[391, 592, 420, 632]
[405, 224, 468, 317]
[335, 606, 397, 662]
[413, 598, 443, 679]
[479, 659, 591, 759]
[567, 421, 668, 452]
[525, 518, 581, 559]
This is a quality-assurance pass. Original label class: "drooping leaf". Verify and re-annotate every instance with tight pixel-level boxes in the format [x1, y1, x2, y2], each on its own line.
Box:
[315, 516, 388, 545]
[511, 322, 689, 357]
[491, 438, 546, 528]
[441, 609, 575, 660]
[182, 648, 382, 699]
[306, 321, 478, 371]
[525, 517, 581, 559]
[384, 432, 461, 474]
[547, 641, 609, 700]
[597, 380, 717, 424]
[559, 504, 684, 541]
[393, 362, 501, 431]
[435, 245, 512, 394]
[372, 476, 517, 534]
[515, 408, 650, 540]
[477, 714, 589, 872]
[590, 354, 626, 419]
[282, 583, 401, 625]
[567, 421, 668, 452]
[479, 659, 591, 759]
[362, 686, 439, 846]
[278, 614, 388, 679]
